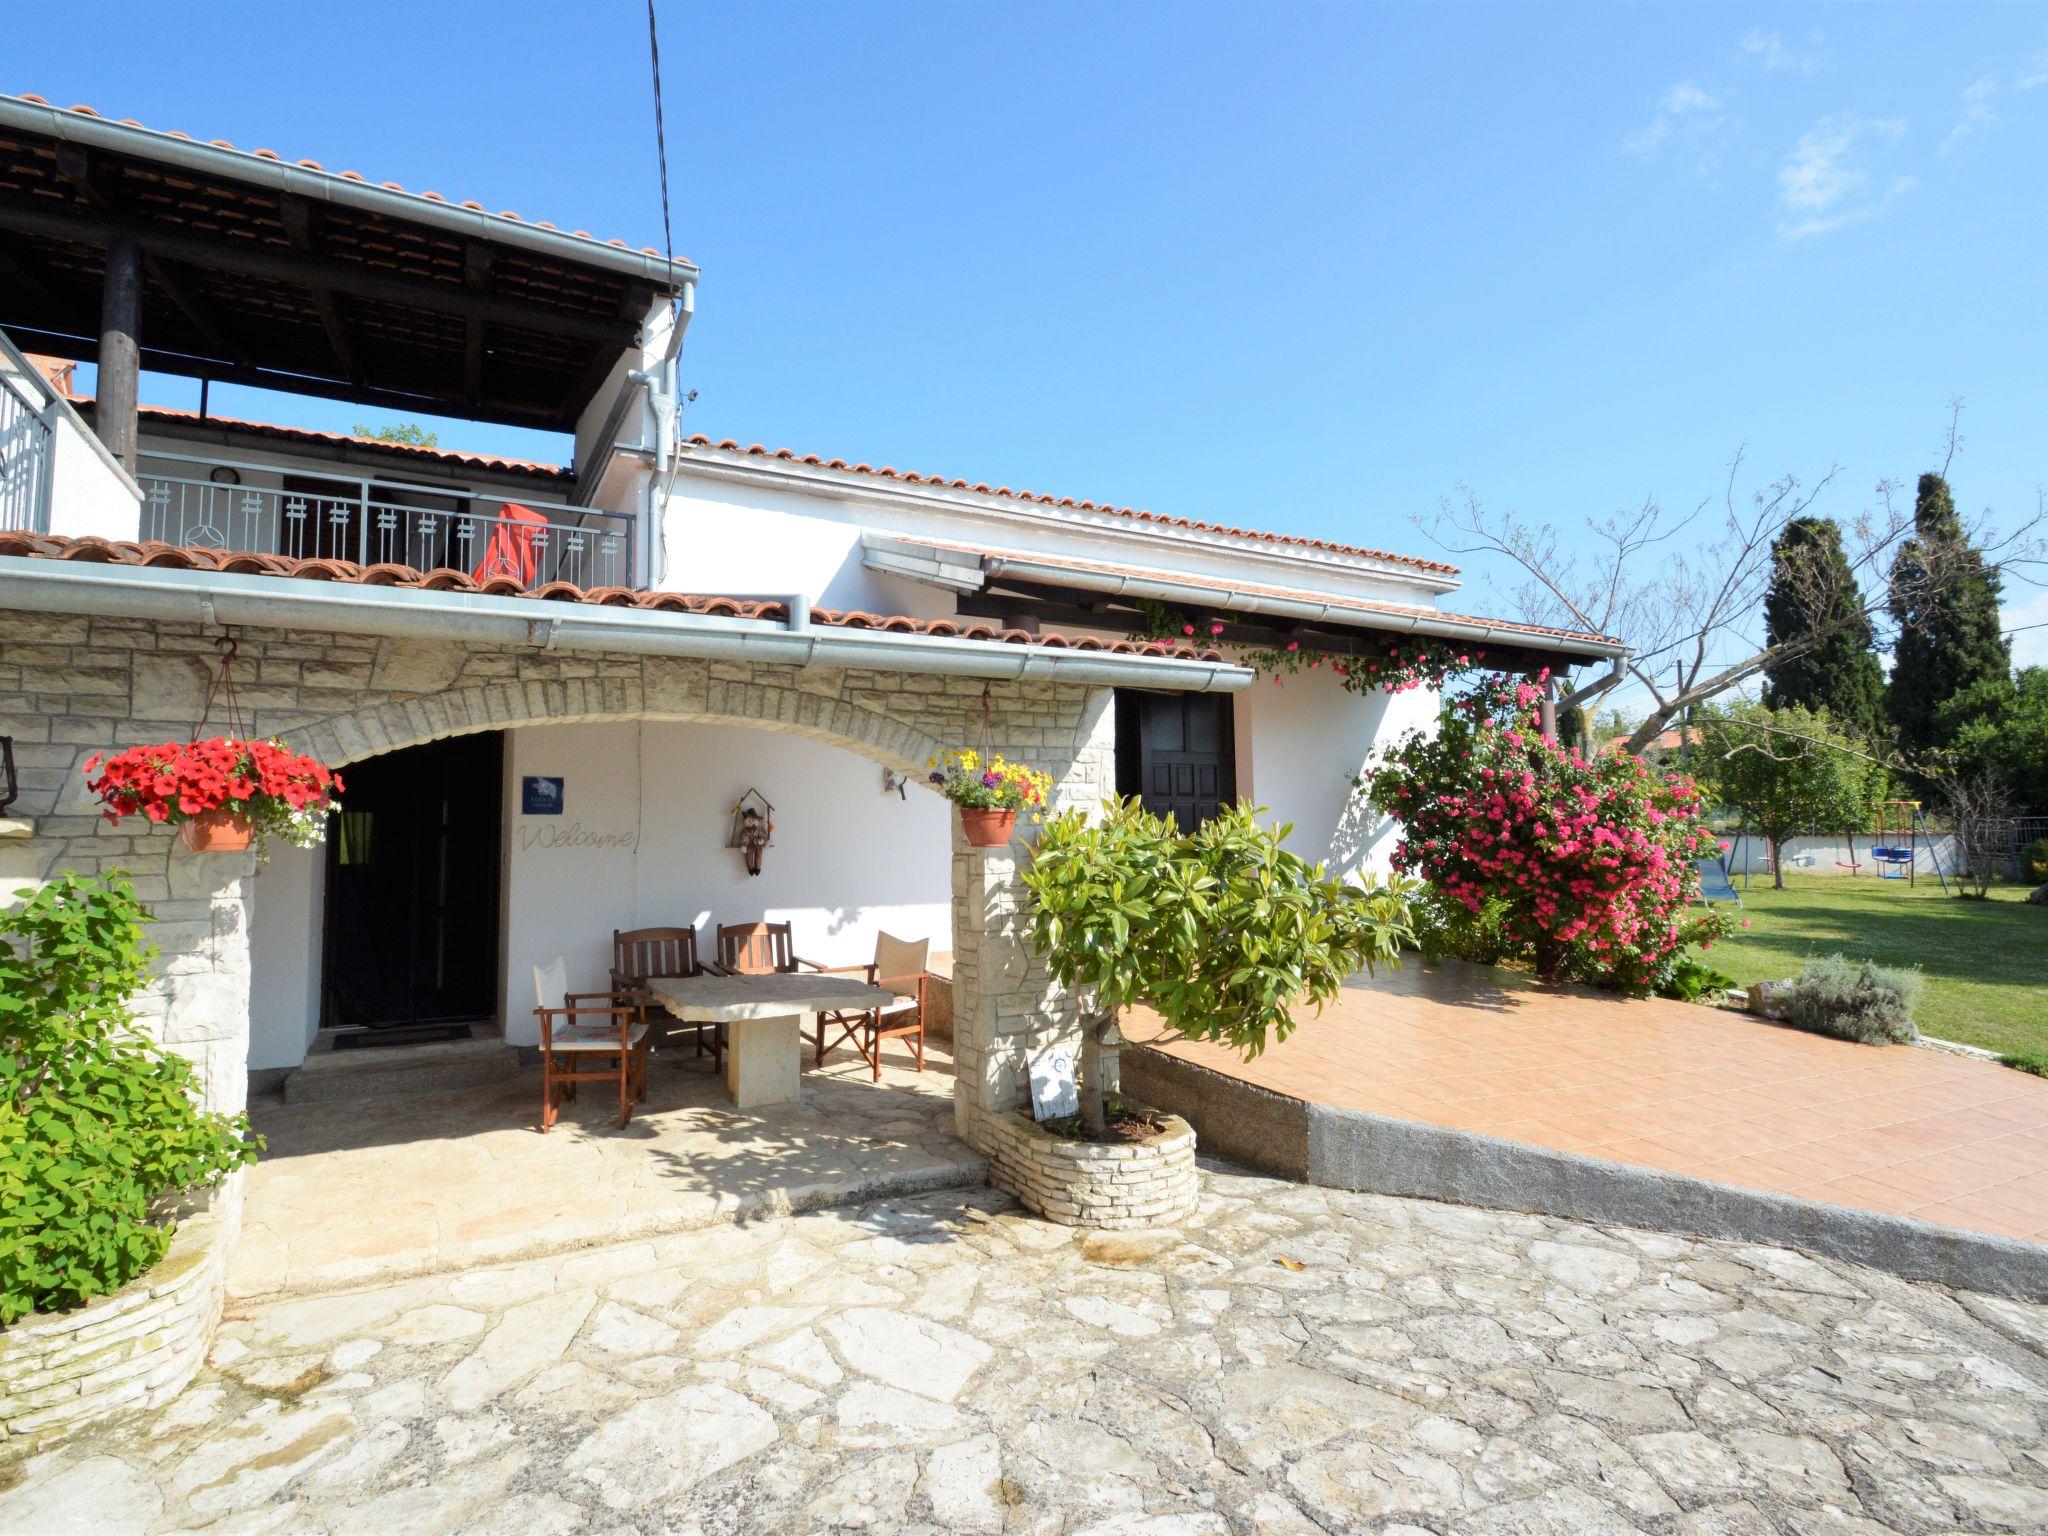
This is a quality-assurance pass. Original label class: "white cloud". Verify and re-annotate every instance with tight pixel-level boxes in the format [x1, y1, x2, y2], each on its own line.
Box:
[1625, 80, 1726, 162]
[1940, 74, 1998, 154]
[1662, 81, 1721, 115]
[2018, 47, 2048, 91]
[2008, 587, 2048, 670]
[1741, 27, 1827, 75]
[1776, 115, 1912, 238]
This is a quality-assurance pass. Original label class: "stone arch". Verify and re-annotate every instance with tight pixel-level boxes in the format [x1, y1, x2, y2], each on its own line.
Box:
[288, 674, 949, 781]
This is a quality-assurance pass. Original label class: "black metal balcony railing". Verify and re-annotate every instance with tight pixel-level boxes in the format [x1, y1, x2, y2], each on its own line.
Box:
[136, 453, 639, 590]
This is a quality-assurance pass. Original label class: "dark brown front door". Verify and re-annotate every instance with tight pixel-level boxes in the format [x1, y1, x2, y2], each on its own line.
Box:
[1115, 690, 1237, 831]
[321, 732, 503, 1030]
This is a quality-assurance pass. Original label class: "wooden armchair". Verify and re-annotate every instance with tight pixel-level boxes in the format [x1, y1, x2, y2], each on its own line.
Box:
[533, 956, 647, 1131]
[613, 926, 720, 1067]
[818, 932, 929, 1081]
[714, 920, 825, 977]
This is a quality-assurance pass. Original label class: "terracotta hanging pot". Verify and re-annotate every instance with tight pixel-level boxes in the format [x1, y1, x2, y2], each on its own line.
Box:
[959, 807, 1017, 848]
[177, 809, 254, 854]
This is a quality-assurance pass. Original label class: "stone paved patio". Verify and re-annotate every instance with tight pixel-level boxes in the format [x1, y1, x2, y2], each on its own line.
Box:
[230, 1042, 979, 1300]
[7, 1168, 2048, 1534]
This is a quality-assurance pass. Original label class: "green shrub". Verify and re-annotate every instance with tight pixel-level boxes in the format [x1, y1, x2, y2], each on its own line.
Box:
[1410, 889, 1517, 965]
[2023, 838, 2048, 885]
[0, 875, 262, 1325]
[1657, 955, 1737, 1003]
[1779, 953, 1923, 1045]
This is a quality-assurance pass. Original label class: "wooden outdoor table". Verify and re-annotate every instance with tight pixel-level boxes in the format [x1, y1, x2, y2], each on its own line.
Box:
[644, 973, 905, 1109]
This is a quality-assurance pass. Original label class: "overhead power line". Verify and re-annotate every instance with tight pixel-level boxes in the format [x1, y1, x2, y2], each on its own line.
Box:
[646, 0, 675, 272]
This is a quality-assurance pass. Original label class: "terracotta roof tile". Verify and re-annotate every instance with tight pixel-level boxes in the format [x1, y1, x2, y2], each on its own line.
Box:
[0, 533, 1228, 663]
[93, 400, 571, 481]
[5, 91, 686, 266]
[683, 435, 1461, 577]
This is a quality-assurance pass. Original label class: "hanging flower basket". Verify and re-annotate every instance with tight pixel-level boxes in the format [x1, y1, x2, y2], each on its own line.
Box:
[957, 807, 1018, 847]
[927, 749, 1051, 848]
[84, 738, 344, 859]
[177, 808, 254, 853]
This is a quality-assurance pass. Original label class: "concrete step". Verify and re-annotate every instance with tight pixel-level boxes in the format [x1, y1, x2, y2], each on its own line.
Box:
[283, 1033, 523, 1105]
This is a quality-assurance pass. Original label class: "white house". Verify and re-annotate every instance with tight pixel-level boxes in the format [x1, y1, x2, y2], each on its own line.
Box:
[0, 91, 1621, 1151]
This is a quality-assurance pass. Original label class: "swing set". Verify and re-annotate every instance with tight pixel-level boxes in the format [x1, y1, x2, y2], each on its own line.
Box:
[1867, 800, 1951, 892]
[1728, 801, 1952, 894]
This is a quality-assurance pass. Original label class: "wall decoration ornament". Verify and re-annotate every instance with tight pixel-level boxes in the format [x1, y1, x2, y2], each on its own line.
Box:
[728, 787, 775, 876]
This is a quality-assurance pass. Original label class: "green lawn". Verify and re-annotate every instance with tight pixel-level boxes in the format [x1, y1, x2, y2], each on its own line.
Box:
[1701, 872, 2047, 1058]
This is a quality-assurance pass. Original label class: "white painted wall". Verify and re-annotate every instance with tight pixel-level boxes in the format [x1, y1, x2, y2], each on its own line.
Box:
[654, 456, 1453, 616]
[246, 841, 324, 1070]
[1233, 666, 1437, 880]
[500, 720, 954, 1046]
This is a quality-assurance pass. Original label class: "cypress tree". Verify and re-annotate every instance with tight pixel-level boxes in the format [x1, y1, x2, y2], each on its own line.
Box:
[1887, 473, 2011, 756]
[1760, 516, 1887, 736]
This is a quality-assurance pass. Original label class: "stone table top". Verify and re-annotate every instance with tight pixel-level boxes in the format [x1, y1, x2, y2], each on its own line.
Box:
[646, 973, 904, 1022]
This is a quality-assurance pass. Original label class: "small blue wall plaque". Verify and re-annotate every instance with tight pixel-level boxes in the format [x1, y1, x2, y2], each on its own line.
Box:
[522, 775, 564, 815]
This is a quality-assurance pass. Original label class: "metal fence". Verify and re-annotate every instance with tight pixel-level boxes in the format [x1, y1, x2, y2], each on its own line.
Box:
[137, 454, 639, 590]
[0, 334, 55, 534]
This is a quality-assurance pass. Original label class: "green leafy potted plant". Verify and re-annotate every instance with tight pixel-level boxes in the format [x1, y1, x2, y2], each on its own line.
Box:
[927, 748, 1052, 847]
[1024, 799, 1414, 1141]
[0, 875, 261, 1325]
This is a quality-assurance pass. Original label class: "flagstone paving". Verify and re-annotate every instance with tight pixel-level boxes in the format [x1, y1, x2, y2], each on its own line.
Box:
[6, 1168, 2048, 1534]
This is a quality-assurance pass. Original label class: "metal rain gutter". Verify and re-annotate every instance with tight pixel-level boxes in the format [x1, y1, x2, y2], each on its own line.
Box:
[0, 95, 696, 292]
[0, 560, 1252, 693]
[979, 553, 1627, 663]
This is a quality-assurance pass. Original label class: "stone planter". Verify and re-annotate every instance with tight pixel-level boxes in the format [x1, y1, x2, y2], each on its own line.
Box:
[0, 1182, 239, 1452]
[986, 1106, 1200, 1229]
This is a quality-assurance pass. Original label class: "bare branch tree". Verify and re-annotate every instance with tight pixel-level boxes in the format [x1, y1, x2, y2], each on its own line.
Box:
[1423, 431, 2046, 756]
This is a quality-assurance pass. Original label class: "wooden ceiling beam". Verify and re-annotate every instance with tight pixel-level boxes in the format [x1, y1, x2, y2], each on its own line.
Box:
[280, 194, 362, 386]
[8, 322, 568, 433]
[52, 148, 264, 376]
[0, 202, 638, 348]
[461, 242, 493, 408]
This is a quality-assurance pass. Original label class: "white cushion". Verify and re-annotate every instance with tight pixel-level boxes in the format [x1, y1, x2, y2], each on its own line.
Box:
[551, 1022, 648, 1051]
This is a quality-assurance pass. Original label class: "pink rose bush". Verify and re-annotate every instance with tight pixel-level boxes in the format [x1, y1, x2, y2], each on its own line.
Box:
[1362, 674, 1730, 995]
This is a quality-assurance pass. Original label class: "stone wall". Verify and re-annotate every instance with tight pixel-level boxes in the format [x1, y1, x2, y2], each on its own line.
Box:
[0, 610, 1114, 1145]
[0, 1181, 240, 1452]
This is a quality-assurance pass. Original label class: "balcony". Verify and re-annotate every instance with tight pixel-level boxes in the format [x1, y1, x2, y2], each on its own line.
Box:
[136, 452, 641, 591]
[1, 327, 143, 539]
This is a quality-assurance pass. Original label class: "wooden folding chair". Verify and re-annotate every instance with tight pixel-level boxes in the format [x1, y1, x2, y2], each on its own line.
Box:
[818, 932, 929, 1081]
[533, 956, 648, 1131]
[613, 925, 720, 1067]
[714, 920, 825, 977]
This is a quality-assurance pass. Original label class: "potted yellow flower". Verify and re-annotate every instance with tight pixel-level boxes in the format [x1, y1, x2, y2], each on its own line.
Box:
[927, 748, 1052, 847]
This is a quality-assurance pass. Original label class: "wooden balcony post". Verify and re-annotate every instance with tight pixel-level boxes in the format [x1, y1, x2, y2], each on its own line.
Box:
[1539, 676, 1559, 743]
[96, 234, 143, 472]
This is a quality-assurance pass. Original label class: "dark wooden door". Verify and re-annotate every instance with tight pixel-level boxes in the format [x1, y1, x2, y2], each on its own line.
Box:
[1115, 690, 1237, 831]
[321, 732, 503, 1029]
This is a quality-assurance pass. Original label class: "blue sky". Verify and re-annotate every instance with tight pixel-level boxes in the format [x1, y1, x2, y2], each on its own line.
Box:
[17, 2, 2048, 670]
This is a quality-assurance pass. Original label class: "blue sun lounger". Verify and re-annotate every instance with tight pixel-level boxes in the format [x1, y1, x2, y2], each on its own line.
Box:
[1696, 856, 1740, 905]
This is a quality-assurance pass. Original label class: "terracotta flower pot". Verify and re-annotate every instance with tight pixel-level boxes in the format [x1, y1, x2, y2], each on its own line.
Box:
[177, 809, 253, 853]
[958, 807, 1017, 848]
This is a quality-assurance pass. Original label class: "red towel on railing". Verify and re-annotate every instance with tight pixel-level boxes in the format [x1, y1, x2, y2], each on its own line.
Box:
[470, 502, 547, 586]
